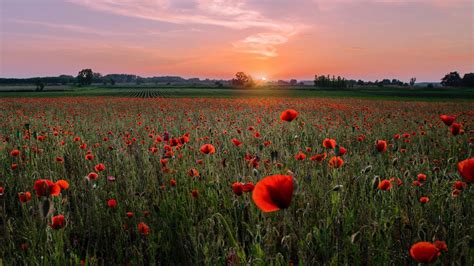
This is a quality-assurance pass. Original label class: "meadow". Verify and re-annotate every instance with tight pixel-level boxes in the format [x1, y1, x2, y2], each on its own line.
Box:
[0, 95, 473, 265]
[0, 85, 473, 101]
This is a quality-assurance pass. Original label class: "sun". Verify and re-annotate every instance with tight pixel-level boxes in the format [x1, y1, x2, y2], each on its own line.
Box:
[260, 77, 267, 81]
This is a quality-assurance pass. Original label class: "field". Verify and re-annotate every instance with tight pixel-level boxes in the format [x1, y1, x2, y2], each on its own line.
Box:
[0, 85, 473, 101]
[0, 95, 473, 265]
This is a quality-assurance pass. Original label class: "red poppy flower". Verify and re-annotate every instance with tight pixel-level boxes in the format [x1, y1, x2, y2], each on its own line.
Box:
[0, 187, 3, 197]
[375, 140, 387, 153]
[328, 156, 344, 168]
[18, 191, 32, 203]
[243, 182, 255, 192]
[378, 179, 392, 191]
[280, 109, 298, 122]
[33, 179, 61, 197]
[457, 158, 474, 183]
[83, 171, 97, 180]
[10, 149, 20, 157]
[323, 138, 336, 149]
[126, 212, 134, 218]
[417, 173, 427, 182]
[419, 196, 430, 203]
[94, 163, 106, 172]
[55, 157, 64, 163]
[310, 152, 327, 162]
[453, 180, 467, 190]
[295, 152, 306, 161]
[137, 222, 150, 236]
[191, 189, 199, 198]
[188, 168, 200, 177]
[170, 179, 177, 187]
[409, 242, 440, 263]
[56, 180, 69, 190]
[440, 114, 455, 126]
[107, 199, 117, 208]
[50, 214, 66, 230]
[231, 138, 242, 147]
[200, 144, 216, 154]
[338, 147, 347, 156]
[232, 182, 244, 196]
[252, 174, 293, 212]
[85, 154, 94, 161]
[451, 123, 461, 136]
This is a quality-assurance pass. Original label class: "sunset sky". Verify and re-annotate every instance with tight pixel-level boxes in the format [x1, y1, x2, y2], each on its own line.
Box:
[1, 0, 472, 81]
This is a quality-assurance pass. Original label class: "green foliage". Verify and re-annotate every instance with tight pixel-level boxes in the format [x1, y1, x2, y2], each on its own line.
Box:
[441, 72, 463, 87]
[314, 75, 349, 88]
[232, 72, 255, 88]
[34, 79, 45, 92]
[77, 69, 93, 86]
[0, 97, 472, 264]
[462, 73, 474, 87]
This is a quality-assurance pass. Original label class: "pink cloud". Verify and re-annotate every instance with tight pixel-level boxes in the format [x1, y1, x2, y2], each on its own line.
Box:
[68, 0, 301, 57]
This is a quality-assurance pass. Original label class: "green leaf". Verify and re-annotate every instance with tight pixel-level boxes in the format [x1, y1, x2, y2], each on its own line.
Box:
[335, 145, 340, 156]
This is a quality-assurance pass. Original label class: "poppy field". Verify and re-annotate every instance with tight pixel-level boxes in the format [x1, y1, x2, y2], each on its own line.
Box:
[0, 96, 473, 265]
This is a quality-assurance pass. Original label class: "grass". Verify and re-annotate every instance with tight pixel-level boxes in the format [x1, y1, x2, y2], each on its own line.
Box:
[0, 97, 472, 265]
[0, 85, 473, 101]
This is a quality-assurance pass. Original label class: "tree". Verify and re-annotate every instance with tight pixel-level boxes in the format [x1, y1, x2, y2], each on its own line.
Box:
[110, 79, 116, 86]
[92, 72, 103, 83]
[232, 72, 254, 88]
[215, 81, 223, 88]
[290, 79, 297, 86]
[409, 77, 416, 86]
[77, 69, 93, 86]
[441, 72, 462, 87]
[314, 74, 348, 88]
[34, 79, 45, 92]
[462, 73, 474, 87]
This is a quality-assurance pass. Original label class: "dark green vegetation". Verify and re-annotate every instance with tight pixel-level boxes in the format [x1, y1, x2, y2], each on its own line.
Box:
[0, 85, 473, 101]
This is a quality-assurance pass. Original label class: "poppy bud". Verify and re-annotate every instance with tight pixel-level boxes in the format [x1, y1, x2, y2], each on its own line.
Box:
[50, 214, 66, 230]
[232, 182, 244, 196]
[107, 199, 117, 208]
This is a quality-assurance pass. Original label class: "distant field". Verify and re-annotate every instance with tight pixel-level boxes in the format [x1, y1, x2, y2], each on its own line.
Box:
[0, 85, 73, 92]
[0, 85, 473, 101]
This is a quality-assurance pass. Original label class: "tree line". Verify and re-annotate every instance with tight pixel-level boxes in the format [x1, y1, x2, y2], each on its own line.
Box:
[312, 72, 473, 88]
[1, 69, 473, 90]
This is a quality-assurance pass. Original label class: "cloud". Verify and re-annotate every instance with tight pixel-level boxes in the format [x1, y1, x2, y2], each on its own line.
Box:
[68, 0, 300, 57]
[233, 33, 290, 58]
[7, 19, 117, 36]
[313, 0, 469, 10]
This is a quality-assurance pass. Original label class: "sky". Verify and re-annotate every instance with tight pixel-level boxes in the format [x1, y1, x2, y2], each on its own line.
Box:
[0, 0, 472, 81]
